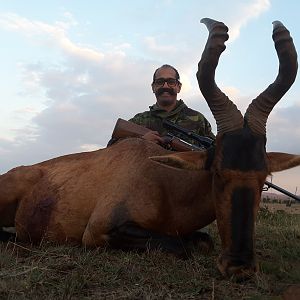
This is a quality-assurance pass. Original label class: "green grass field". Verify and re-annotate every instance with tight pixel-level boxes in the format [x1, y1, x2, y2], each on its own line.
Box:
[0, 207, 299, 299]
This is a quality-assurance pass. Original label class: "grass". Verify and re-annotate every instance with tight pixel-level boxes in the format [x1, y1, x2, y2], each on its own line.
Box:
[0, 207, 299, 299]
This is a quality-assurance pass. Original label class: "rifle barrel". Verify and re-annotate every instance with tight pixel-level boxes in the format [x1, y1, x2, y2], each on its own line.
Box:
[264, 180, 300, 202]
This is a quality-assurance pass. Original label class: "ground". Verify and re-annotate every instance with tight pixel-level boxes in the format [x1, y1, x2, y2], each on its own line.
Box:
[0, 205, 299, 299]
[261, 202, 300, 214]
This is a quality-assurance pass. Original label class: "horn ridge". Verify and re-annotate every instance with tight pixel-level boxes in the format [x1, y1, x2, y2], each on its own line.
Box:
[245, 21, 298, 135]
[197, 18, 243, 134]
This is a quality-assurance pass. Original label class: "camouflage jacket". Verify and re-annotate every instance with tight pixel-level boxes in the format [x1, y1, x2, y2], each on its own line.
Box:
[128, 100, 215, 147]
[107, 100, 215, 147]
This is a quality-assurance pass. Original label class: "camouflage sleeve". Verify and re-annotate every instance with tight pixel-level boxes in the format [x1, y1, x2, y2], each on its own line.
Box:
[190, 112, 215, 140]
[128, 112, 150, 127]
[129, 111, 151, 129]
[203, 118, 216, 140]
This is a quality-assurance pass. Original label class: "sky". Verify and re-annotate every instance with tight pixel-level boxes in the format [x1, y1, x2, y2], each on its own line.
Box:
[0, 0, 299, 194]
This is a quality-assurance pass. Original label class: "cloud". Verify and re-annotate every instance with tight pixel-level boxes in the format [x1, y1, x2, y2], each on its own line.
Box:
[0, 13, 158, 173]
[0, 12, 104, 62]
[143, 36, 178, 54]
[80, 144, 101, 152]
[221, 86, 251, 113]
[267, 103, 300, 153]
[226, 0, 271, 42]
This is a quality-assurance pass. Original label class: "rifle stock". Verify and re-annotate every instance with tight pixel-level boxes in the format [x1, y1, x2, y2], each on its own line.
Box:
[112, 118, 151, 138]
[112, 118, 201, 151]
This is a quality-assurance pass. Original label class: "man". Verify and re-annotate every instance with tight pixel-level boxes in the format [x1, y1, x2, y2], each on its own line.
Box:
[108, 64, 214, 236]
[108, 64, 215, 147]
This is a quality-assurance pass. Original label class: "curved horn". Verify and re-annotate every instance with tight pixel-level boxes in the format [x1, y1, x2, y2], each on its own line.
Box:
[245, 21, 298, 135]
[197, 18, 243, 134]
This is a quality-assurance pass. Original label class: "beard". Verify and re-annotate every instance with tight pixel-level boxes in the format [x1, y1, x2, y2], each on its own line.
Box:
[157, 97, 175, 107]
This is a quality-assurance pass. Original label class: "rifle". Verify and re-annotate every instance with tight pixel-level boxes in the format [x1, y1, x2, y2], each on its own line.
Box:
[111, 118, 203, 152]
[263, 181, 300, 202]
[111, 118, 300, 202]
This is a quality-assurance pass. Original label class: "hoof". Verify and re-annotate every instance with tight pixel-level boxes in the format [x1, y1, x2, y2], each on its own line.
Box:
[217, 255, 258, 280]
[185, 231, 214, 254]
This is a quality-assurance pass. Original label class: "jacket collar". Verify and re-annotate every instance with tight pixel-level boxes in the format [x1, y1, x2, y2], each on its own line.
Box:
[149, 99, 186, 118]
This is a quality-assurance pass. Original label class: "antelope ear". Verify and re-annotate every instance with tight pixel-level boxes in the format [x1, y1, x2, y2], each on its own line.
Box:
[267, 152, 300, 172]
[150, 151, 208, 170]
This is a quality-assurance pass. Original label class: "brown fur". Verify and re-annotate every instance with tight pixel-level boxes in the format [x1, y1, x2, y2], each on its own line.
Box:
[0, 138, 215, 246]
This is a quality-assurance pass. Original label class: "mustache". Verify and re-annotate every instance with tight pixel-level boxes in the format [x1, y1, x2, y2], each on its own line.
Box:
[156, 87, 176, 96]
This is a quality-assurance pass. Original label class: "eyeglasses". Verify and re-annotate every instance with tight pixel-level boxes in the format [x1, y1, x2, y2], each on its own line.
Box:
[153, 78, 178, 87]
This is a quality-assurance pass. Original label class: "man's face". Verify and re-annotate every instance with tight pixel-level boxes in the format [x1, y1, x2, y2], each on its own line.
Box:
[151, 67, 182, 108]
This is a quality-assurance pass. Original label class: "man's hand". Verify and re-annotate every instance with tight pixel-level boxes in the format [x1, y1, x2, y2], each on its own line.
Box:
[142, 131, 164, 144]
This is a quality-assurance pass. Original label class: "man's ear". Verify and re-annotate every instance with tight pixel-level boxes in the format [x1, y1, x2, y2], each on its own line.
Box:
[177, 82, 182, 93]
[151, 83, 155, 93]
[150, 151, 208, 170]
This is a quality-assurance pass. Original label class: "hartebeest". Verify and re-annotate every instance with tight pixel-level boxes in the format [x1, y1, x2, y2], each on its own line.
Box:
[0, 19, 299, 277]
